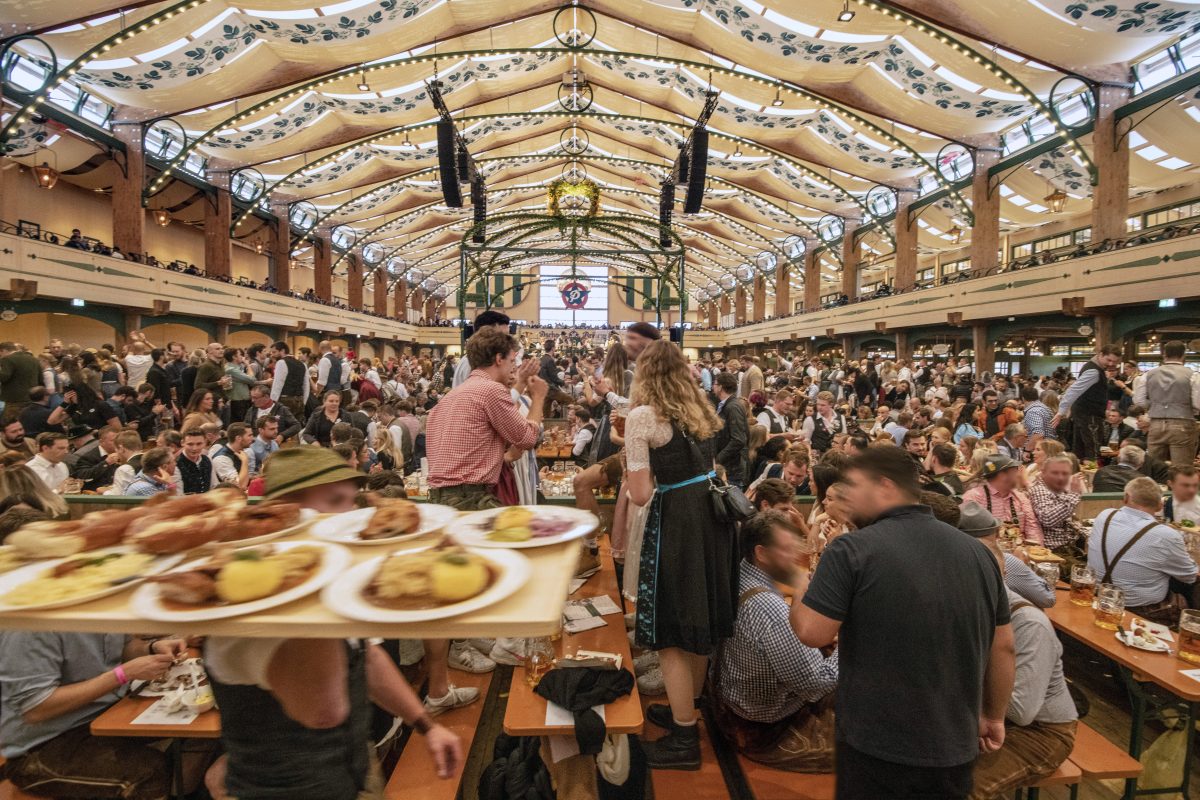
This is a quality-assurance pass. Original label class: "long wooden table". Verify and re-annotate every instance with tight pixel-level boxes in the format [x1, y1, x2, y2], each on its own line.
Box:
[503, 546, 643, 737]
[0, 521, 585, 640]
[1045, 586, 1200, 799]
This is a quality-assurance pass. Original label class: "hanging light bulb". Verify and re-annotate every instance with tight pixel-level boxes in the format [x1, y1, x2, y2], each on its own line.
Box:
[732, 146, 742, 158]
[31, 145, 58, 190]
[771, 88, 783, 108]
[837, 0, 855, 22]
[152, 209, 171, 227]
[1044, 188, 1068, 214]
[356, 68, 370, 93]
[254, 241, 264, 254]
[401, 133, 416, 150]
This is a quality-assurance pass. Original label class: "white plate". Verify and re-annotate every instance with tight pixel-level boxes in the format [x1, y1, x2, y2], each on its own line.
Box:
[0, 547, 185, 612]
[129, 541, 351, 622]
[218, 508, 320, 547]
[1116, 630, 1170, 652]
[308, 504, 458, 546]
[452, 505, 598, 549]
[321, 547, 531, 623]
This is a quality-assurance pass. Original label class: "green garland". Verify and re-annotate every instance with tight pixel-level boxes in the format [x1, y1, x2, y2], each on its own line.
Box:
[547, 178, 600, 218]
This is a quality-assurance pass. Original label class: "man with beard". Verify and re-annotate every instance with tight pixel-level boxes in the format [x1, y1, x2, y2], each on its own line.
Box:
[0, 413, 36, 459]
[791, 447, 1014, 799]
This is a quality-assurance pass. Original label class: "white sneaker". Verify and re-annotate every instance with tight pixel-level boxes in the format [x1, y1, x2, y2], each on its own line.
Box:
[633, 651, 660, 676]
[637, 667, 666, 696]
[466, 638, 495, 654]
[423, 685, 480, 717]
[448, 641, 496, 674]
[489, 638, 527, 666]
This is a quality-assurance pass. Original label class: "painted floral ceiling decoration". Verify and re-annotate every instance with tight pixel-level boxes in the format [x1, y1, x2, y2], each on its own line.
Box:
[2, 0, 1199, 288]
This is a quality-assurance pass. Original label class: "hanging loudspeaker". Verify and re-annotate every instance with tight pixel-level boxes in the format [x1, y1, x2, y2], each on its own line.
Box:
[658, 181, 675, 248]
[471, 178, 486, 244]
[683, 128, 708, 214]
[437, 120, 462, 207]
[678, 144, 690, 184]
[456, 143, 471, 184]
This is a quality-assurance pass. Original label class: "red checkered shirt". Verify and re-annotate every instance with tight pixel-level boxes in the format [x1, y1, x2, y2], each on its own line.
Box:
[427, 370, 539, 488]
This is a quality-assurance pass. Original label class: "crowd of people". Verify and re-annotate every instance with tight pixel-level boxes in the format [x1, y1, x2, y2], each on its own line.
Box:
[0, 310, 1198, 799]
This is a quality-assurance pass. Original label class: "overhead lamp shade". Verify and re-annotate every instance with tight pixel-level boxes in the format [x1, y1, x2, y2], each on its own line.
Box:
[421, 278, 436, 291]
[706, 281, 721, 296]
[1044, 188, 1068, 214]
[735, 263, 754, 282]
[433, 286, 449, 299]
[408, 269, 426, 284]
[152, 209, 171, 227]
[719, 274, 737, 290]
[32, 161, 59, 190]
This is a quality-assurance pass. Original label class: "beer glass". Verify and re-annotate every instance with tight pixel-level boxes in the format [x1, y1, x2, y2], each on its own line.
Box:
[1034, 561, 1060, 588]
[1069, 565, 1096, 607]
[524, 637, 556, 688]
[1092, 584, 1125, 630]
[1178, 609, 1200, 665]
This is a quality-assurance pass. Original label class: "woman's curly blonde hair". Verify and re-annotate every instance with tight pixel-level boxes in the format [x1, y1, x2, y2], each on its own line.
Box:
[630, 340, 722, 440]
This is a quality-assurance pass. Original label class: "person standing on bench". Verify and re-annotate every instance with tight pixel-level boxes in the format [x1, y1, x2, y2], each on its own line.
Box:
[792, 447, 1015, 800]
[710, 510, 838, 772]
[625, 340, 738, 771]
[204, 448, 463, 800]
[956, 504, 1077, 800]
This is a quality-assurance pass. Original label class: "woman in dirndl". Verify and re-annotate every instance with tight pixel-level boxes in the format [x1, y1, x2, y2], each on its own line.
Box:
[624, 340, 737, 770]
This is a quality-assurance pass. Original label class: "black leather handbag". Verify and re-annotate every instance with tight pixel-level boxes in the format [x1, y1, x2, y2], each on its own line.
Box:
[709, 475, 755, 523]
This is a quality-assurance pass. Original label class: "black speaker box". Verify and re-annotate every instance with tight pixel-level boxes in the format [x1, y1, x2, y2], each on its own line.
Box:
[437, 120, 462, 207]
[683, 129, 708, 214]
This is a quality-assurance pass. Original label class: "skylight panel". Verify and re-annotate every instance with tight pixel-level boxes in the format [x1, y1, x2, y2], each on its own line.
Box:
[896, 36, 935, 68]
[1158, 157, 1190, 169]
[243, 7, 331, 19]
[1024, 203, 1048, 212]
[999, 185, 1014, 197]
[319, 0, 380, 13]
[87, 57, 139, 69]
[1137, 145, 1168, 160]
[933, 67, 982, 94]
[1128, 131, 1148, 147]
[1008, 195, 1029, 206]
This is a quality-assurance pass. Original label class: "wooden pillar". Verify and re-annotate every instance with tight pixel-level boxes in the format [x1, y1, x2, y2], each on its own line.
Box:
[411, 289, 424, 321]
[840, 335, 854, 360]
[373, 268, 387, 315]
[894, 191, 918, 291]
[215, 321, 230, 344]
[972, 322, 994, 378]
[313, 234, 332, 302]
[1091, 85, 1132, 243]
[734, 285, 747, 326]
[269, 204, 291, 295]
[752, 275, 766, 321]
[774, 261, 790, 317]
[804, 246, 820, 312]
[204, 177, 233, 279]
[425, 296, 438, 321]
[970, 145, 1001, 275]
[895, 330, 912, 363]
[707, 301, 718, 328]
[719, 294, 730, 325]
[394, 279, 407, 321]
[1093, 313, 1113, 350]
[346, 253, 363, 311]
[841, 221, 860, 300]
[111, 122, 145, 260]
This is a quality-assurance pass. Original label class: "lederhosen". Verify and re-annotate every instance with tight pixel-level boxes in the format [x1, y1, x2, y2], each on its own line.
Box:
[1099, 512, 1183, 627]
[809, 414, 844, 453]
[712, 586, 835, 773]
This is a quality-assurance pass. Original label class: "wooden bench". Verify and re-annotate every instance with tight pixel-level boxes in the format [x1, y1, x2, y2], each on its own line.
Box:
[1022, 758, 1081, 799]
[382, 669, 492, 800]
[737, 754, 834, 800]
[1066, 721, 1142, 783]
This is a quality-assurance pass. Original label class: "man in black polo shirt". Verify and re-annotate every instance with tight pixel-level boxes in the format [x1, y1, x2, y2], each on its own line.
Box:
[791, 447, 1014, 799]
[1054, 344, 1123, 461]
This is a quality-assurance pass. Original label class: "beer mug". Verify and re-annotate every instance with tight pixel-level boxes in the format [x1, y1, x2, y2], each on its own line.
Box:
[1034, 561, 1060, 588]
[1069, 565, 1096, 608]
[1092, 584, 1125, 631]
[1178, 609, 1200, 665]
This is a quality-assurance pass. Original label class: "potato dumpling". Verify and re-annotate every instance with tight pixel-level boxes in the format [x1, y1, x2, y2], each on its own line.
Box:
[217, 557, 285, 603]
[430, 552, 490, 602]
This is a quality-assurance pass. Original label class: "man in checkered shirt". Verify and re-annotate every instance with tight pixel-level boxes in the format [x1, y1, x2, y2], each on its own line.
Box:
[712, 510, 837, 771]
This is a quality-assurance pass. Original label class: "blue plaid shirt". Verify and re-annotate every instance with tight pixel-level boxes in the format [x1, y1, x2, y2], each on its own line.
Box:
[717, 561, 838, 723]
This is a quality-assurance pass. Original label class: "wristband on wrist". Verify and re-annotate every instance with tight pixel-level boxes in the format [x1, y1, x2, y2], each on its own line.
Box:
[113, 665, 129, 686]
[412, 714, 434, 734]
